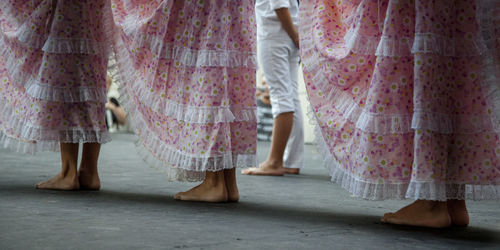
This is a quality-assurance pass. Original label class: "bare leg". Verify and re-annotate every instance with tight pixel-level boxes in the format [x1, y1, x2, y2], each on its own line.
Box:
[223, 168, 239, 202]
[36, 143, 80, 190]
[174, 171, 228, 202]
[381, 200, 451, 228]
[242, 112, 294, 176]
[447, 199, 469, 227]
[78, 143, 101, 190]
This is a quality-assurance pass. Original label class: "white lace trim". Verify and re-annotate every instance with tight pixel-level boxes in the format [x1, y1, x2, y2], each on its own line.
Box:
[25, 82, 107, 103]
[122, 92, 256, 182]
[0, 34, 108, 103]
[1, 0, 113, 55]
[341, 19, 490, 57]
[410, 33, 488, 57]
[114, 37, 257, 124]
[117, 22, 257, 68]
[160, 44, 257, 68]
[344, 31, 490, 57]
[0, 94, 110, 150]
[136, 140, 256, 182]
[313, 122, 500, 201]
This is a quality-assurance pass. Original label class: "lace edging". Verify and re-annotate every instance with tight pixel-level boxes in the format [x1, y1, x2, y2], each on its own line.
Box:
[0, 91, 110, 154]
[25, 82, 107, 103]
[121, 94, 257, 182]
[117, 32, 257, 68]
[313, 121, 500, 201]
[0, 35, 108, 102]
[113, 37, 258, 124]
[0, 103, 110, 154]
[136, 140, 256, 182]
[1, 0, 114, 55]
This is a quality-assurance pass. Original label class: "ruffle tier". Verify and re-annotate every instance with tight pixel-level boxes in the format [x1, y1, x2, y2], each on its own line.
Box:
[0, 93, 110, 154]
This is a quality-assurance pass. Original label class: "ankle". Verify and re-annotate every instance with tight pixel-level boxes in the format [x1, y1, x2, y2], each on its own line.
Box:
[204, 171, 225, 187]
[262, 158, 283, 169]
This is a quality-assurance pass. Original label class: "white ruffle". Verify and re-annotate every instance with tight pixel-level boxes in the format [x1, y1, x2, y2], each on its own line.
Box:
[356, 111, 412, 134]
[0, 95, 110, 153]
[405, 182, 500, 201]
[342, 23, 489, 57]
[0, 127, 111, 154]
[114, 37, 257, 124]
[25, 82, 107, 103]
[0, 34, 108, 103]
[313, 122, 500, 201]
[345, 31, 490, 57]
[3, 20, 110, 55]
[136, 139, 256, 182]
[1, 0, 113, 55]
[411, 33, 488, 57]
[356, 110, 500, 134]
[122, 92, 257, 182]
[0, 102, 110, 154]
[160, 44, 257, 68]
[375, 36, 413, 56]
[344, 27, 380, 55]
[118, 25, 257, 68]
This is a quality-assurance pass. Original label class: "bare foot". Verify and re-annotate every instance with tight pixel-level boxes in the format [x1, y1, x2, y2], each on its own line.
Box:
[447, 200, 469, 227]
[174, 171, 228, 202]
[241, 160, 285, 176]
[35, 174, 79, 191]
[78, 170, 101, 191]
[381, 200, 451, 228]
[284, 168, 300, 174]
[224, 169, 239, 202]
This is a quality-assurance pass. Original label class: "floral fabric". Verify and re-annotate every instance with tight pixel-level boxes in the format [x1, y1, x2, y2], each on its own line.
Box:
[300, 0, 500, 200]
[111, 0, 258, 181]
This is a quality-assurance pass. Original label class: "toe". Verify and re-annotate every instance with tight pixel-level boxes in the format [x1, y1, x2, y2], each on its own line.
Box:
[381, 212, 395, 223]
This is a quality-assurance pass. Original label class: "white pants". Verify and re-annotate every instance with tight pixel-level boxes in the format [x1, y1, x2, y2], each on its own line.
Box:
[258, 38, 304, 169]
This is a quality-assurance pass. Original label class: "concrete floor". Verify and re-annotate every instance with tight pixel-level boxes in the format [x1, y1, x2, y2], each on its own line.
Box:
[1, 133, 499, 250]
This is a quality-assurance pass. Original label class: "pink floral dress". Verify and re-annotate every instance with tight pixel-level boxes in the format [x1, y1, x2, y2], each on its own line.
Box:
[300, 0, 500, 200]
[111, 1, 258, 181]
[0, 0, 112, 153]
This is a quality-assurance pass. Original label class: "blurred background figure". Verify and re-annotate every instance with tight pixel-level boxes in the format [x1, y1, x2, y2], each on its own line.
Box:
[105, 75, 127, 132]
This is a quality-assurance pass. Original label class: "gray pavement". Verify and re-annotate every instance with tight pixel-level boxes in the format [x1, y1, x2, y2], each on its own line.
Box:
[1, 133, 499, 250]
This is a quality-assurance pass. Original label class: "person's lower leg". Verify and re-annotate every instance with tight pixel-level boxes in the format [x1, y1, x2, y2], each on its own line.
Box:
[242, 112, 294, 175]
[79, 143, 101, 190]
[223, 168, 239, 202]
[36, 143, 80, 190]
[447, 199, 469, 226]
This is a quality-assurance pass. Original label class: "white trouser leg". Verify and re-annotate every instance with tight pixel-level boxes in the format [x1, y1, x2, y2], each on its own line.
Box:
[258, 38, 304, 169]
[283, 46, 304, 169]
